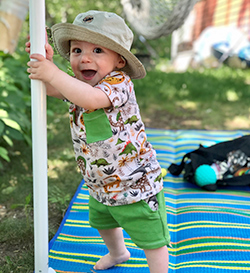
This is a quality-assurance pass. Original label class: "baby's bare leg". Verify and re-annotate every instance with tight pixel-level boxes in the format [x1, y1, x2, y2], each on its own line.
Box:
[94, 227, 130, 270]
[144, 245, 169, 273]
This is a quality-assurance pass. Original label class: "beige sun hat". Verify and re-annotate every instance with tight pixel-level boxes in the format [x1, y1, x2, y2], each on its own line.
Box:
[51, 10, 146, 79]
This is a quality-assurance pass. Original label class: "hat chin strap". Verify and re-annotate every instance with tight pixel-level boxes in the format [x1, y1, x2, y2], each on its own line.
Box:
[121, 56, 127, 63]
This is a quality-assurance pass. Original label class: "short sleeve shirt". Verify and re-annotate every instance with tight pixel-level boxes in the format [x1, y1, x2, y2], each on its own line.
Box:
[69, 71, 163, 206]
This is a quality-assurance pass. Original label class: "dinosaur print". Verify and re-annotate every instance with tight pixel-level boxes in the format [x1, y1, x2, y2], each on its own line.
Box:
[103, 181, 121, 193]
[109, 112, 124, 131]
[119, 140, 137, 156]
[91, 158, 111, 167]
[136, 129, 149, 157]
[130, 175, 152, 193]
[124, 115, 139, 125]
[129, 163, 151, 176]
[77, 156, 86, 175]
[116, 138, 125, 145]
[154, 173, 162, 182]
[103, 174, 121, 193]
[99, 72, 125, 85]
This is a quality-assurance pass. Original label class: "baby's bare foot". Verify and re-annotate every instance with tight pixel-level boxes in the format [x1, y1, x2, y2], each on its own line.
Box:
[94, 250, 130, 270]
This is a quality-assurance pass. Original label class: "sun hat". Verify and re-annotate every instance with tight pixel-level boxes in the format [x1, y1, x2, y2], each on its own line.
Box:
[51, 10, 146, 79]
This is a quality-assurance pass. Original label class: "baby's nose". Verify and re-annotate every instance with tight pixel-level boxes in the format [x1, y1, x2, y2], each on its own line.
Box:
[81, 52, 92, 63]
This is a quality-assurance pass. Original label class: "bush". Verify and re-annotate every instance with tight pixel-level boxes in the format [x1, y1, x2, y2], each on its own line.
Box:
[0, 51, 31, 168]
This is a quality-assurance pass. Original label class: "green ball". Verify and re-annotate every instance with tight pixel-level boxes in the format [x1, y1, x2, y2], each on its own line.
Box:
[194, 164, 217, 187]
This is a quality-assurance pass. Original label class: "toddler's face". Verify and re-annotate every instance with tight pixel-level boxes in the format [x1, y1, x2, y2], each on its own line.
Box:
[70, 40, 125, 86]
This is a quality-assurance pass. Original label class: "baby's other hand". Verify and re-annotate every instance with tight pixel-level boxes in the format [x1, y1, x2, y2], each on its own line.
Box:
[45, 42, 54, 62]
[25, 40, 31, 54]
[25, 31, 54, 62]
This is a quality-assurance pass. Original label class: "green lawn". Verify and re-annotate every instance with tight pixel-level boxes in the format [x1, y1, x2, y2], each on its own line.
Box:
[135, 66, 250, 130]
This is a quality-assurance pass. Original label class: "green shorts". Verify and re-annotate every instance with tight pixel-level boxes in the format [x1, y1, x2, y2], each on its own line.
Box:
[89, 190, 170, 249]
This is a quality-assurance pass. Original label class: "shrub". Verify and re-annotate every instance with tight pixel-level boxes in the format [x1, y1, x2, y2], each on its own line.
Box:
[0, 51, 31, 168]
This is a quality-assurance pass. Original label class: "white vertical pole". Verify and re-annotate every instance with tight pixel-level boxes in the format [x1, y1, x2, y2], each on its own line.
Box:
[29, 1, 54, 272]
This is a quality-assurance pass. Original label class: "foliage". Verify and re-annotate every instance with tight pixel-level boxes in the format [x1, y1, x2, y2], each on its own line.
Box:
[45, 0, 123, 26]
[49, 185, 71, 213]
[0, 51, 31, 168]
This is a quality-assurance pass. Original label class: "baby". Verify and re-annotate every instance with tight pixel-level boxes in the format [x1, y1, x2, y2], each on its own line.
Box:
[26, 10, 170, 272]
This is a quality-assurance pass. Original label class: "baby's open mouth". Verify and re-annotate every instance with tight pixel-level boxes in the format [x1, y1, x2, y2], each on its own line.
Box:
[81, 69, 97, 80]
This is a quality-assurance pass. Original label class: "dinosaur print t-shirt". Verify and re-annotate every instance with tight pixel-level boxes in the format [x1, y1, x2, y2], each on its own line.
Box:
[69, 71, 163, 206]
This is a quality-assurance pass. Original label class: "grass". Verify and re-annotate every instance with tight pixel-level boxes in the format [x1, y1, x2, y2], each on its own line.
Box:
[0, 98, 81, 272]
[0, 65, 250, 272]
[0, 217, 34, 273]
[135, 66, 250, 129]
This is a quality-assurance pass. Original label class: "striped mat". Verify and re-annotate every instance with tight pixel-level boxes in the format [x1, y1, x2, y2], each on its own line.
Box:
[49, 130, 250, 273]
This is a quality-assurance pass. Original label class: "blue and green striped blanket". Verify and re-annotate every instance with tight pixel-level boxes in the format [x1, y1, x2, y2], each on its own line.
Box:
[49, 130, 250, 272]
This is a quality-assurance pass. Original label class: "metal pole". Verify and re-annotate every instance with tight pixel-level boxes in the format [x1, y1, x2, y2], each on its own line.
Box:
[29, 1, 55, 272]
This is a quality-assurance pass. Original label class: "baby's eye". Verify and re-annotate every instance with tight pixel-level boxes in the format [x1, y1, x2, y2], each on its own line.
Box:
[94, 48, 103, 54]
[72, 48, 81, 54]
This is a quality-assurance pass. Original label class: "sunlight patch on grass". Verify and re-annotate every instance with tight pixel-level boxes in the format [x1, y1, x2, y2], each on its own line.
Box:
[181, 119, 202, 127]
[244, 77, 250, 85]
[176, 100, 197, 110]
[226, 90, 239, 101]
[225, 116, 250, 129]
[48, 159, 69, 179]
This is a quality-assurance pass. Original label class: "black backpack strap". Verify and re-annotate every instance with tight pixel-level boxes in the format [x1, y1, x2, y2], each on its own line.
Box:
[168, 152, 191, 176]
[168, 145, 218, 176]
[168, 145, 219, 176]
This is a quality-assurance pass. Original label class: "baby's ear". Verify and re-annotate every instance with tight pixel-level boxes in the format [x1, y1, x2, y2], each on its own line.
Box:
[117, 56, 126, 69]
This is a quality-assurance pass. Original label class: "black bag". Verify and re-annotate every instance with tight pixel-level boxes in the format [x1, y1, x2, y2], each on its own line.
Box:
[168, 135, 250, 191]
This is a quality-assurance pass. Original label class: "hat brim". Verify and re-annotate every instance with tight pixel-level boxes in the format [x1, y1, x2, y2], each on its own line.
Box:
[51, 23, 146, 79]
